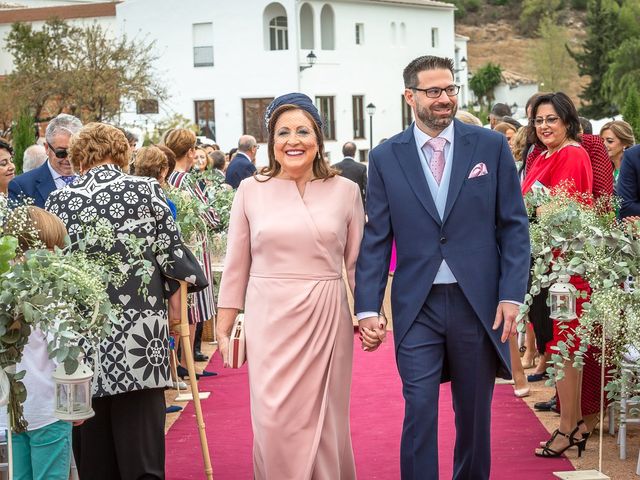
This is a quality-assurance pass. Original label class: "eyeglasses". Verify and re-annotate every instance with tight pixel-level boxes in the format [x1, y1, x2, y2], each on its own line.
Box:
[47, 142, 68, 158]
[533, 116, 561, 127]
[409, 85, 460, 98]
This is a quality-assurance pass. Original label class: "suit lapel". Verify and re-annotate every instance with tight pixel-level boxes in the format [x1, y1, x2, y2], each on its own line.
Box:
[443, 120, 477, 223]
[36, 163, 56, 204]
[393, 127, 441, 225]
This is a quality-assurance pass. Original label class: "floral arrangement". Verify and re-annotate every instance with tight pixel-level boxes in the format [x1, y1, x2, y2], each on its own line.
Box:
[518, 183, 640, 396]
[165, 170, 235, 260]
[0, 202, 151, 432]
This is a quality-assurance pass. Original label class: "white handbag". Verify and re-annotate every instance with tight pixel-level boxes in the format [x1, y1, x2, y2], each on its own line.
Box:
[228, 314, 246, 369]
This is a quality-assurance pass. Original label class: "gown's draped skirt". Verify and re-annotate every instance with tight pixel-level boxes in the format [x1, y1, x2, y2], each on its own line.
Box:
[245, 274, 356, 480]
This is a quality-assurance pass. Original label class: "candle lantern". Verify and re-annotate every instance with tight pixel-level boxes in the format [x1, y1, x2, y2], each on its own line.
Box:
[52, 355, 95, 421]
[549, 274, 578, 321]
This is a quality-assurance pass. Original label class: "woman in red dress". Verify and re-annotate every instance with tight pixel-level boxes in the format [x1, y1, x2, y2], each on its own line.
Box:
[521, 92, 593, 458]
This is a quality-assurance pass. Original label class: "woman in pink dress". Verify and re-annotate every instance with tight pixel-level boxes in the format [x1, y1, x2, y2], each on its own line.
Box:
[217, 93, 365, 479]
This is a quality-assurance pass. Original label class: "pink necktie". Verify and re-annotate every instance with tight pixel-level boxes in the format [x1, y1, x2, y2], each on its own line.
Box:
[427, 137, 447, 185]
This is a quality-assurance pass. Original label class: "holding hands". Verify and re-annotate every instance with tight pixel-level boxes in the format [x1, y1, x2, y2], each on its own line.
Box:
[359, 314, 387, 352]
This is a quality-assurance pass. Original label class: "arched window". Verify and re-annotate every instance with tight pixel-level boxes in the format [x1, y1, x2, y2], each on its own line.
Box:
[299, 3, 314, 49]
[320, 4, 335, 50]
[400, 22, 406, 45]
[263, 3, 288, 51]
[390, 22, 397, 45]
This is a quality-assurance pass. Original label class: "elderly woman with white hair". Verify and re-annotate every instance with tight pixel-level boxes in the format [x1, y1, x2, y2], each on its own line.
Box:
[22, 144, 47, 172]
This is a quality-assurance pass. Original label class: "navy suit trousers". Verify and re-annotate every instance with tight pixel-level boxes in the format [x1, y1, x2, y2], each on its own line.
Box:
[397, 284, 497, 480]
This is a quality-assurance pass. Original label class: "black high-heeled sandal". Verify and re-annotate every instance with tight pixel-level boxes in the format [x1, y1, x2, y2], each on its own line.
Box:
[577, 419, 590, 440]
[535, 427, 584, 458]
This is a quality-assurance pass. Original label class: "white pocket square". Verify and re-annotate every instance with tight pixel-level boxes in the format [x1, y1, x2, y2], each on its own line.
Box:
[468, 163, 489, 179]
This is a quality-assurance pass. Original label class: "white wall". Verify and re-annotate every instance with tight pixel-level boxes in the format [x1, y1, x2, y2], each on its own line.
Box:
[494, 83, 538, 114]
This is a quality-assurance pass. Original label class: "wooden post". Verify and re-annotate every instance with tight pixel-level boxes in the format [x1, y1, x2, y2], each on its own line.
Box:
[179, 280, 213, 480]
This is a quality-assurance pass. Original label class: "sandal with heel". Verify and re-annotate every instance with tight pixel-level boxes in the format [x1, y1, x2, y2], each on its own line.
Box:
[535, 427, 584, 458]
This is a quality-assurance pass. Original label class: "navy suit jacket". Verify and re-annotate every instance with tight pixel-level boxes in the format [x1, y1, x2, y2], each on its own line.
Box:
[225, 153, 257, 189]
[333, 157, 367, 207]
[618, 144, 640, 219]
[8, 161, 56, 208]
[354, 120, 530, 379]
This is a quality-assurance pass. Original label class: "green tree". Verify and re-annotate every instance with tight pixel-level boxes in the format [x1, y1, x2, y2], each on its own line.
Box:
[622, 89, 640, 141]
[602, 37, 640, 111]
[519, 0, 563, 33]
[469, 63, 503, 109]
[11, 110, 36, 174]
[533, 15, 576, 92]
[568, 0, 620, 118]
[4, 19, 167, 123]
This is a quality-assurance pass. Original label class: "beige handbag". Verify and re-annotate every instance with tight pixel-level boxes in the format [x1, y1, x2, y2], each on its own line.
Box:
[228, 314, 246, 369]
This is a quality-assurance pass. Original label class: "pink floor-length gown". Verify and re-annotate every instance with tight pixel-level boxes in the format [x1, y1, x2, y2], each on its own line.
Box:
[218, 174, 364, 480]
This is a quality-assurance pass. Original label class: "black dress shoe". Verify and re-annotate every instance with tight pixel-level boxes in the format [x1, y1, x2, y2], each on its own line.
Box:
[194, 352, 209, 362]
[176, 365, 201, 380]
[534, 396, 557, 412]
[199, 370, 217, 377]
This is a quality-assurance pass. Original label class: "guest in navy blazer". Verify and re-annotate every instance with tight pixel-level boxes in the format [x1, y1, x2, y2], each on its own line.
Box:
[618, 144, 640, 220]
[355, 56, 530, 480]
[9, 114, 82, 207]
[225, 135, 258, 189]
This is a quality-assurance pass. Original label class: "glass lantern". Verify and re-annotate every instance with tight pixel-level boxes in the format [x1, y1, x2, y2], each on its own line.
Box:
[52, 356, 95, 422]
[549, 274, 578, 321]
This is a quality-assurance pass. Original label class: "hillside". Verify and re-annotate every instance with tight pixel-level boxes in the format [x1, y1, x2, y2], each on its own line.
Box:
[455, 10, 590, 106]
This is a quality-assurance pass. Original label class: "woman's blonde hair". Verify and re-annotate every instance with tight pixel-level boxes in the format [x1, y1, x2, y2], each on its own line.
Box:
[260, 104, 337, 181]
[69, 123, 130, 173]
[5, 206, 67, 252]
[510, 127, 528, 162]
[164, 128, 196, 159]
[455, 110, 483, 127]
[135, 146, 168, 181]
[494, 122, 518, 136]
[600, 120, 635, 148]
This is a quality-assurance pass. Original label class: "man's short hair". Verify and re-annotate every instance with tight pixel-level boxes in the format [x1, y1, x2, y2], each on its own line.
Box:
[579, 117, 593, 135]
[342, 142, 357, 157]
[45, 113, 82, 144]
[490, 103, 512, 118]
[22, 144, 47, 172]
[500, 116, 522, 130]
[238, 135, 256, 153]
[210, 150, 226, 170]
[403, 56, 455, 88]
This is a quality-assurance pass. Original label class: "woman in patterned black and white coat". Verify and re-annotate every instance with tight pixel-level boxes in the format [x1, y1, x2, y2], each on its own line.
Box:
[46, 123, 207, 480]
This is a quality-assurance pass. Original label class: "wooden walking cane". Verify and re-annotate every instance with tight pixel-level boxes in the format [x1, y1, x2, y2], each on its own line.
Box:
[178, 280, 214, 480]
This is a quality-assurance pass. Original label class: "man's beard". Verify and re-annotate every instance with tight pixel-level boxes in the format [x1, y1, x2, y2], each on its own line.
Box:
[416, 102, 457, 131]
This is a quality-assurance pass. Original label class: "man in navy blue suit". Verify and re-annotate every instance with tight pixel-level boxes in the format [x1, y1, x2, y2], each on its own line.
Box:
[9, 113, 82, 207]
[355, 56, 530, 480]
[618, 144, 640, 221]
[225, 134, 258, 189]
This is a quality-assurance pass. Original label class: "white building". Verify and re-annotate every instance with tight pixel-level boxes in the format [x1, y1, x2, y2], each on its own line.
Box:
[116, 0, 464, 163]
[1, 0, 468, 164]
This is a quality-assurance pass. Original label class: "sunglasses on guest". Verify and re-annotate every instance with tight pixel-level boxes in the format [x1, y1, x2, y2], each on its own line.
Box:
[47, 142, 69, 158]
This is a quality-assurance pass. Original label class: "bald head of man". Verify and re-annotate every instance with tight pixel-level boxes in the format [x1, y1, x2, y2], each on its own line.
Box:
[238, 135, 258, 162]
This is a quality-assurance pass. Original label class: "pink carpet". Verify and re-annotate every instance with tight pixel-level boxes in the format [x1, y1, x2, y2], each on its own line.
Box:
[165, 333, 574, 479]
